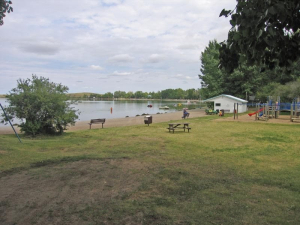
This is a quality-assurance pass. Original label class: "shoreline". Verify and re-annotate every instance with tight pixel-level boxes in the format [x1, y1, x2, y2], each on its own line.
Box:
[0, 109, 206, 135]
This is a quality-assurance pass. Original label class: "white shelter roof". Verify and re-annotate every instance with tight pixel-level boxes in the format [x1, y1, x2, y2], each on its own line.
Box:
[203, 94, 248, 103]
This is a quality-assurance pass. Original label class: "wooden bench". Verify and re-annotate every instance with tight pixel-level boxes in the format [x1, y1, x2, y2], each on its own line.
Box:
[167, 123, 191, 133]
[291, 117, 300, 122]
[88, 119, 105, 129]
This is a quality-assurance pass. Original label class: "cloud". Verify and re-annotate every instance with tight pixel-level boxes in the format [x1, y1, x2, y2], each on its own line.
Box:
[144, 54, 165, 64]
[102, 0, 123, 6]
[108, 54, 134, 63]
[18, 40, 60, 55]
[0, 0, 237, 94]
[111, 71, 131, 76]
[174, 74, 194, 80]
[90, 65, 103, 70]
[177, 44, 199, 50]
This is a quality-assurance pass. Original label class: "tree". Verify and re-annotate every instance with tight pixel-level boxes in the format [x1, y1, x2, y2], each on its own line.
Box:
[199, 40, 225, 98]
[262, 78, 300, 102]
[0, 0, 13, 26]
[199, 40, 274, 99]
[114, 91, 127, 99]
[102, 92, 113, 98]
[134, 91, 145, 99]
[219, 0, 300, 73]
[1, 75, 79, 136]
[186, 89, 199, 99]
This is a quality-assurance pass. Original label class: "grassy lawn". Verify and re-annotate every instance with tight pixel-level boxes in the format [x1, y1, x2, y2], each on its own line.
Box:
[1, 115, 300, 224]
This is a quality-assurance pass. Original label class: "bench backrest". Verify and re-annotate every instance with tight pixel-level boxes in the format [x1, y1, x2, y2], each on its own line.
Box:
[90, 119, 105, 123]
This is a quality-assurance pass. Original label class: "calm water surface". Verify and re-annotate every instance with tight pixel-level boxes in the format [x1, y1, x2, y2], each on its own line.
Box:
[0, 98, 199, 127]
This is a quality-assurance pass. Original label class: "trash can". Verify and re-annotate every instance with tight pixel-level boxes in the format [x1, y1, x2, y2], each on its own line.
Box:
[220, 109, 225, 116]
[144, 115, 152, 126]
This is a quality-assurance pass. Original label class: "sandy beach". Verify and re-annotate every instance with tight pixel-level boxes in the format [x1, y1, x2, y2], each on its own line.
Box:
[0, 109, 207, 135]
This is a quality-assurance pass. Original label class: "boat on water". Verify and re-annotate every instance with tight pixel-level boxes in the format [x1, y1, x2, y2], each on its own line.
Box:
[159, 106, 170, 109]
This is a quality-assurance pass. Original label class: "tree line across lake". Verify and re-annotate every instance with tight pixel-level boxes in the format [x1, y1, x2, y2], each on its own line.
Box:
[68, 88, 201, 100]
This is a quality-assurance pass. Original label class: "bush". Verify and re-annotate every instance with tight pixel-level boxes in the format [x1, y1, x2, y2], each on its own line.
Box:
[1, 75, 79, 136]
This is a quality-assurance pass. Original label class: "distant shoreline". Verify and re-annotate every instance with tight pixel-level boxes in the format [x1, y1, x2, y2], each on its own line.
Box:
[1, 96, 200, 102]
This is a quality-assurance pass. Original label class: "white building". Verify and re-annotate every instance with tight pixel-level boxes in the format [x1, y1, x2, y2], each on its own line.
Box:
[203, 94, 248, 113]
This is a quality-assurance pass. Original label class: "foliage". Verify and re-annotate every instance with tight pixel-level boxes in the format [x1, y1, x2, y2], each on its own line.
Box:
[259, 78, 300, 102]
[160, 88, 199, 99]
[200, 40, 300, 100]
[219, 0, 300, 73]
[64, 89, 199, 100]
[113, 90, 127, 98]
[199, 40, 270, 99]
[102, 92, 113, 98]
[1, 75, 79, 136]
[0, 0, 13, 26]
[199, 40, 225, 98]
[134, 91, 147, 99]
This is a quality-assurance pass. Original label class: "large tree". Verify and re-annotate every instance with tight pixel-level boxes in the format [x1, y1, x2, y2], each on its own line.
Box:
[199, 40, 273, 99]
[1, 75, 79, 136]
[219, 0, 300, 73]
[0, 0, 13, 26]
[199, 40, 225, 98]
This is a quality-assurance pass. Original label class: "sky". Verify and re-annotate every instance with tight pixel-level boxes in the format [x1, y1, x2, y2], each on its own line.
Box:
[0, 0, 236, 94]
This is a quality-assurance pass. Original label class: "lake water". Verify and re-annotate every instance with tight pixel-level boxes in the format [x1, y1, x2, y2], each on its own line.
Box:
[0, 98, 200, 127]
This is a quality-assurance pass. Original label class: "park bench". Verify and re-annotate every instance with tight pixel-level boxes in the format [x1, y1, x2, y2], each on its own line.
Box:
[88, 118, 106, 129]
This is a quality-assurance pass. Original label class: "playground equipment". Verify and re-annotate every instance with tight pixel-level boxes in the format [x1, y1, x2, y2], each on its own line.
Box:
[248, 96, 300, 122]
[247, 96, 280, 121]
[234, 103, 239, 120]
[254, 104, 269, 121]
[248, 108, 263, 117]
[290, 97, 300, 122]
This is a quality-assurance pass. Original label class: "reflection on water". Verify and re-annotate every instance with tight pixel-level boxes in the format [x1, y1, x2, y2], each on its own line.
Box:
[0, 98, 200, 126]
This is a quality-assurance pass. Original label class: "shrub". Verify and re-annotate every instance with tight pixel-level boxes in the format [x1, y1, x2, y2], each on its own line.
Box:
[1, 75, 79, 136]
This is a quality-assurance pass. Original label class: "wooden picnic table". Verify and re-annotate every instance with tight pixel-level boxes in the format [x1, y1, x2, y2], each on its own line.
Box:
[167, 123, 191, 133]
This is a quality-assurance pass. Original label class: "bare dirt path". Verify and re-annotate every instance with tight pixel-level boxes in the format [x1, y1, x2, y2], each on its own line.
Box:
[216, 113, 299, 125]
[0, 159, 156, 225]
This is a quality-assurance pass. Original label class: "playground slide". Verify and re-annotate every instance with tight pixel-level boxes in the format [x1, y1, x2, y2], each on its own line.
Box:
[248, 108, 264, 117]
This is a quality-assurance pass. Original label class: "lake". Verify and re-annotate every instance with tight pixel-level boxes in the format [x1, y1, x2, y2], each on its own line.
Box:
[0, 98, 200, 127]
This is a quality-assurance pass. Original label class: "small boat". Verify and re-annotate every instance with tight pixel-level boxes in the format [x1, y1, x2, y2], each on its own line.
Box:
[159, 106, 170, 109]
[147, 104, 153, 107]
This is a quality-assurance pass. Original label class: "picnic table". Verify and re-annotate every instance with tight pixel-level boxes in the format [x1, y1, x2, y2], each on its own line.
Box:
[167, 123, 191, 133]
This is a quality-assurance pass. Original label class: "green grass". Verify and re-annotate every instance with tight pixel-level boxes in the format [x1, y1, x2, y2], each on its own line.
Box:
[1, 116, 300, 224]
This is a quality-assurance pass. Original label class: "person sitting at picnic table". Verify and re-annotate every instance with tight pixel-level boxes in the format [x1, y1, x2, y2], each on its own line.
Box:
[182, 108, 189, 118]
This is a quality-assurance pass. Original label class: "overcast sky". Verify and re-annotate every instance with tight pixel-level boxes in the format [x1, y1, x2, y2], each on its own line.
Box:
[0, 0, 236, 94]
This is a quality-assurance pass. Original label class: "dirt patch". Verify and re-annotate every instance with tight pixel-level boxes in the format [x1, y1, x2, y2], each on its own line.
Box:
[216, 114, 300, 124]
[0, 159, 154, 225]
